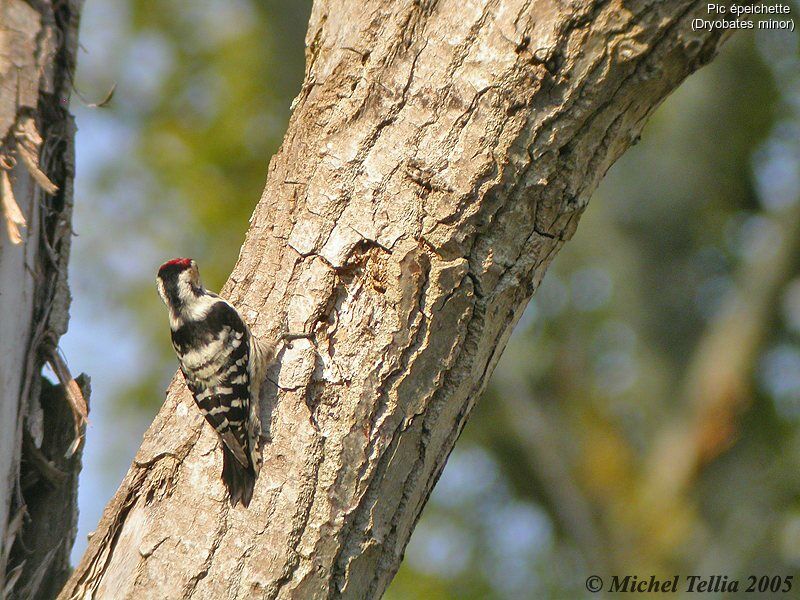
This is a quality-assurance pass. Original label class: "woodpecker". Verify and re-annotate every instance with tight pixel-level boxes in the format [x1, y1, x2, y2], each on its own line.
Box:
[156, 258, 307, 506]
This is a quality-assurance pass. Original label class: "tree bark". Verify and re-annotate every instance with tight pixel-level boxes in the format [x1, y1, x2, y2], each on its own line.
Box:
[62, 1, 736, 598]
[0, 1, 85, 597]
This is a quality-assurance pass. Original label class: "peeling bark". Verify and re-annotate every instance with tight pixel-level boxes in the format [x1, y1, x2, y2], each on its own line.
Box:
[63, 1, 736, 598]
[0, 1, 85, 597]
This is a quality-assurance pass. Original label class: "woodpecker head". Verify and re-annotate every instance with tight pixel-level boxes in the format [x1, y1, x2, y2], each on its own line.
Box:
[156, 257, 203, 314]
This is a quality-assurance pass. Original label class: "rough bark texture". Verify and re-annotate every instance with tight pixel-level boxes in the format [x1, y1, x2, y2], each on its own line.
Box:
[0, 1, 85, 597]
[63, 1, 735, 598]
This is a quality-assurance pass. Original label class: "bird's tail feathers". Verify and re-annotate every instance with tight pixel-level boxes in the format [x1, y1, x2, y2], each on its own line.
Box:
[222, 444, 256, 507]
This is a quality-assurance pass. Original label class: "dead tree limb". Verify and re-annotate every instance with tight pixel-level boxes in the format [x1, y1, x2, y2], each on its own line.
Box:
[1, 1, 85, 597]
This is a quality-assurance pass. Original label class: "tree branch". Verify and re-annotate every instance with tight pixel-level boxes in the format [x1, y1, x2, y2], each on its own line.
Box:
[62, 1, 736, 597]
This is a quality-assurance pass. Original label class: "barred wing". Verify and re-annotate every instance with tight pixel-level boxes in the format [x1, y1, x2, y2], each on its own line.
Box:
[172, 300, 253, 469]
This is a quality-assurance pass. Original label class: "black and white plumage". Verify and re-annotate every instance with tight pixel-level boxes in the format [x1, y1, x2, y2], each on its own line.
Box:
[156, 258, 273, 507]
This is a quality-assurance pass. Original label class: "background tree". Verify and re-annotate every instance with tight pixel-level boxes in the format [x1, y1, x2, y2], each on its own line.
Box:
[1, 1, 86, 597]
[51, 2, 768, 596]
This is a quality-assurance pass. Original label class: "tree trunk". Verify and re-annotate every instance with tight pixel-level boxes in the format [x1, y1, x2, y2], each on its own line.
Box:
[62, 1, 735, 598]
[0, 1, 85, 597]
